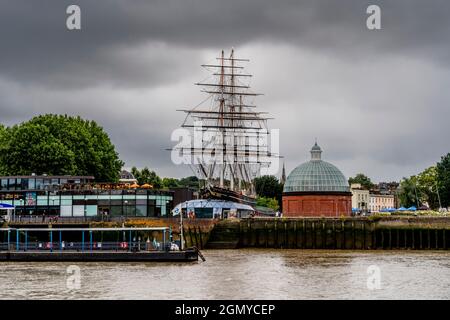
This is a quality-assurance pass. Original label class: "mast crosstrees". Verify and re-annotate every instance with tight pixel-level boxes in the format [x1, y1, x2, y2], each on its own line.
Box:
[175, 49, 280, 198]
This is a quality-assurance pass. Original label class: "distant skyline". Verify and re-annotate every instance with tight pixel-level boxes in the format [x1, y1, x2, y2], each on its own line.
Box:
[1, 0, 450, 183]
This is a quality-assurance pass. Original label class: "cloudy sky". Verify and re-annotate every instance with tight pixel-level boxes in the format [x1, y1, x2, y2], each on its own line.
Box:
[1, 0, 449, 182]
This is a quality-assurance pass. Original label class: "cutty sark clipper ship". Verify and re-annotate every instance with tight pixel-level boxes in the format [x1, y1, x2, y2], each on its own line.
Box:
[174, 49, 281, 205]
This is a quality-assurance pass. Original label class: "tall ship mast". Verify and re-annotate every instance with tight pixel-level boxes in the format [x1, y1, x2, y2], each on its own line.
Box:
[175, 49, 280, 204]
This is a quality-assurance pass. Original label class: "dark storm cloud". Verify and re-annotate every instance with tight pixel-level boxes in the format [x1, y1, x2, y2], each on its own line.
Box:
[0, 0, 450, 181]
[1, 0, 450, 88]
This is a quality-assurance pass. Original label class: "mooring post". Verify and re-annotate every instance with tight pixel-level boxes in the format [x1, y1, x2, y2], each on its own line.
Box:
[274, 220, 278, 248]
[352, 221, 356, 250]
[362, 222, 366, 250]
[388, 229, 392, 250]
[396, 229, 400, 249]
[129, 230, 132, 251]
[333, 220, 336, 249]
[50, 231, 53, 253]
[82, 231, 85, 252]
[342, 221, 345, 249]
[59, 230, 62, 252]
[7, 229, 10, 251]
[302, 219, 306, 249]
[16, 230, 19, 251]
[294, 221, 298, 248]
[163, 229, 166, 250]
[24, 231, 27, 251]
[199, 227, 203, 249]
[404, 229, 407, 249]
[322, 221, 326, 249]
[443, 229, 446, 250]
[427, 228, 431, 250]
[265, 222, 268, 248]
[419, 229, 423, 249]
[312, 221, 316, 249]
[90, 230, 93, 252]
[435, 229, 439, 249]
[284, 222, 288, 249]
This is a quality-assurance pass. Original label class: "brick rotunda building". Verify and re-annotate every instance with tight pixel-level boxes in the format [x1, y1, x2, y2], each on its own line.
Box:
[282, 142, 352, 217]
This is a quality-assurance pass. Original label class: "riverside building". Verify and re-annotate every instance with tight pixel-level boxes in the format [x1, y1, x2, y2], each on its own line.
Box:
[282, 143, 352, 217]
[0, 175, 173, 218]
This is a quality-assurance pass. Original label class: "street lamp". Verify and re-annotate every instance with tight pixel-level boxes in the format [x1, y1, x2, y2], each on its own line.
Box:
[124, 200, 129, 217]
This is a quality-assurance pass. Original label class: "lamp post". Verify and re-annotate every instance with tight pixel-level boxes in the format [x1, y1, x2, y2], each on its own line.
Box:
[180, 203, 184, 250]
[124, 200, 128, 217]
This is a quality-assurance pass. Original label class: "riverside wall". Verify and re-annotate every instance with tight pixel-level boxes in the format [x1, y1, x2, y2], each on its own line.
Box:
[206, 216, 450, 250]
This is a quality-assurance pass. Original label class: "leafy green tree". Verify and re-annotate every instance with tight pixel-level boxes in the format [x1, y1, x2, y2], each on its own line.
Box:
[397, 176, 420, 208]
[0, 115, 123, 181]
[178, 176, 200, 188]
[416, 166, 440, 209]
[256, 196, 280, 211]
[437, 153, 450, 208]
[254, 175, 283, 198]
[162, 177, 180, 189]
[348, 173, 374, 190]
[131, 166, 163, 188]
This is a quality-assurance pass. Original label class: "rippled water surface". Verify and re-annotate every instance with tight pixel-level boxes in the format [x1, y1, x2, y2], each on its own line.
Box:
[1, 249, 449, 299]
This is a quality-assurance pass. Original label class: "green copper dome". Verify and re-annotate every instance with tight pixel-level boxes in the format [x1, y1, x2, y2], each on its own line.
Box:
[283, 143, 350, 193]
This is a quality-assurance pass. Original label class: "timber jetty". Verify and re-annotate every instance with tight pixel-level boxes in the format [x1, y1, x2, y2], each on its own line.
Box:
[204, 216, 450, 250]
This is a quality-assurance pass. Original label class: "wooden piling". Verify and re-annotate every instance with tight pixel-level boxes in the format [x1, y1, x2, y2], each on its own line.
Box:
[312, 221, 316, 249]
[419, 229, 423, 249]
[294, 221, 298, 248]
[443, 229, 446, 250]
[388, 229, 392, 250]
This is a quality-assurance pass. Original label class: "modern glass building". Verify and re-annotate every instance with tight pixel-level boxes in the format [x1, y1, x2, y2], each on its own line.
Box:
[0, 175, 174, 218]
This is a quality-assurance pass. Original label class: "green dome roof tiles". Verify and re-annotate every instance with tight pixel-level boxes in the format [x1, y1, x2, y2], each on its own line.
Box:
[283, 143, 350, 193]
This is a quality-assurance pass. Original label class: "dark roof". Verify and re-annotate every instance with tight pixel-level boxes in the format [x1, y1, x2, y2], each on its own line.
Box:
[0, 175, 95, 179]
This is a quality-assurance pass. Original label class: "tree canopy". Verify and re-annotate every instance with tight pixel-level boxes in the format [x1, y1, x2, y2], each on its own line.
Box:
[254, 175, 283, 199]
[0, 114, 123, 182]
[397, 176, 420, 208]
[437, 153, 450, 208]
[256, 196, 279, 211]
[131, 167, 163, 188]
[348, 173, 374, 190]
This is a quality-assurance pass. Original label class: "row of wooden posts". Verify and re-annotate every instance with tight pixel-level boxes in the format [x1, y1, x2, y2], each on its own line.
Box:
[182, 226, 206, 249]
[236, 220, 449, 250]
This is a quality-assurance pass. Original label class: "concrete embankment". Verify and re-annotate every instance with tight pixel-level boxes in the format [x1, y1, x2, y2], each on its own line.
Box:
[206, 217, 450, 250]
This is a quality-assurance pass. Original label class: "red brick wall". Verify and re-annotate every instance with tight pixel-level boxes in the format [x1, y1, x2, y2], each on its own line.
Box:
[282, 194, 352, 217]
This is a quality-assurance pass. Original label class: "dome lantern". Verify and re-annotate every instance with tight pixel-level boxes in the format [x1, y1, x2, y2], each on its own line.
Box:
[310, 142, 322, 161]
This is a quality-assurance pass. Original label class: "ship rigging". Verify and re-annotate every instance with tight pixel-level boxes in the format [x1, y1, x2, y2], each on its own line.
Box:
[173, 49, 281, 203]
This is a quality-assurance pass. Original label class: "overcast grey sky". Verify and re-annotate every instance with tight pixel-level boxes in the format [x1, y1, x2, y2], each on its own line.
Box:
[1, 0, 449, 182]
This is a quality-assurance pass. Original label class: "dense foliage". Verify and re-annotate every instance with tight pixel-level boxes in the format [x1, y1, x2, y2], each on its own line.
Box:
[398, 165, 444, 209]
[256, 196, 280, 211]
[348, 173, 374, 190]
[254, 175, 283, 199]
[437, 153, 450, 208]
[131, 166, 199, 190]
[0, 115, 123, 182]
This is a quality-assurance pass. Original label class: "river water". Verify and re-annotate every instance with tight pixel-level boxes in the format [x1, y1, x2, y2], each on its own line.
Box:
[0, 249, 449, 299]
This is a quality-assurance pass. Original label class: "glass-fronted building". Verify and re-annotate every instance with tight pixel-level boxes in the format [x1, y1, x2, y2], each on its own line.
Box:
[0, 175, 174, 218]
